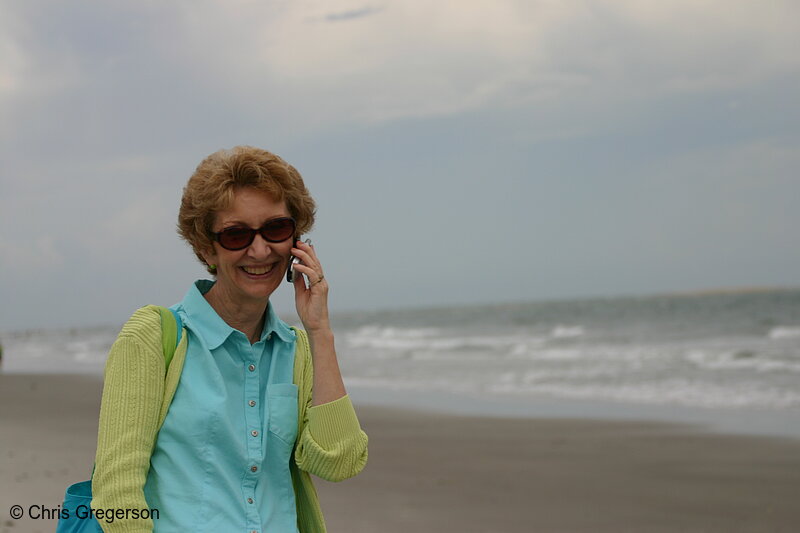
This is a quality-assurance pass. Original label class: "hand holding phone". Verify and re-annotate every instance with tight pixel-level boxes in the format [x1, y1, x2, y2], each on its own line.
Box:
[286, 238, 311, 283]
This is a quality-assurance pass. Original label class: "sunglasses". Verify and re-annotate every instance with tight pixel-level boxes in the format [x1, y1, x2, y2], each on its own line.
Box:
[212, 217, 296, 251]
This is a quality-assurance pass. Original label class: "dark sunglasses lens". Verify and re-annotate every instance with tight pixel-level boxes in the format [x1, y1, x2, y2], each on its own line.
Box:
[218, 227, 255, 250]
[262, 218, 295, 242]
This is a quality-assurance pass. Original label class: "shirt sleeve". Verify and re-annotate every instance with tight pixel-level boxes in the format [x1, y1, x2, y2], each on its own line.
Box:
[92, 307, 165, 533]
[292, 331, 369, 482]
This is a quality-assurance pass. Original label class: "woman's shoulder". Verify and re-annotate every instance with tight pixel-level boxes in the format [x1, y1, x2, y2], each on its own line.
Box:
[115, 305, 165, 347]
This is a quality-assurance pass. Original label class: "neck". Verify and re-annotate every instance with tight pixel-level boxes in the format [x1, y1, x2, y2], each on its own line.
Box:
[204, 283, 267, 344]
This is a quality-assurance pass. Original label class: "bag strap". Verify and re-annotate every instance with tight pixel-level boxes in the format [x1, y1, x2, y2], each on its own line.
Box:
[157, 306, 182, 371]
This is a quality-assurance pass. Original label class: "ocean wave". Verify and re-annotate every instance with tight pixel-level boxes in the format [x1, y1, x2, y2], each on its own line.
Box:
[345, 331, 525, 352]
[347, 374, 800, 409]
[684, 349, 800, 373]
[485, 379, 800, 409]
[769, 326, 800, 339]
[347, 325, 441, 338]
[551, 325, 585, 338]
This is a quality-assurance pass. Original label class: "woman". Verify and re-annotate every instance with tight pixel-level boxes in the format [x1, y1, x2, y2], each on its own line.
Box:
[91, 146, 368, 532]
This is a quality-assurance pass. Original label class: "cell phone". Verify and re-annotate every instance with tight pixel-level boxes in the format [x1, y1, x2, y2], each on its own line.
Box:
[287, 238, 311, 283]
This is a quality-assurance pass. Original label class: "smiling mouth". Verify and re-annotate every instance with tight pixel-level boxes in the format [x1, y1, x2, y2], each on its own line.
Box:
[241, 264, 275, 275]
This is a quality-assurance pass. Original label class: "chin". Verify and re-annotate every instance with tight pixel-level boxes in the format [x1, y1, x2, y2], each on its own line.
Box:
[237, 277, 281, 300]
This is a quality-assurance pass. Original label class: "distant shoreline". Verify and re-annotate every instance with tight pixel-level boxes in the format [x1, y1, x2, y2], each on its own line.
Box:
[4, 286, 799, 334]
[326, 285, 800, 319]
[346, 384, 800, 441]
[653, 285, 799, 297]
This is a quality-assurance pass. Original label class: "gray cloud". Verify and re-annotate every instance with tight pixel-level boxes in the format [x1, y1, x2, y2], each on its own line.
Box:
[324, 6, 383, 22]
[1, 0, 799, 330]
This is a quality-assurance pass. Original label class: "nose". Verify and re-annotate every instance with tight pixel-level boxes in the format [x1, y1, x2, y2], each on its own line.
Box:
[246, 232, 274, 259]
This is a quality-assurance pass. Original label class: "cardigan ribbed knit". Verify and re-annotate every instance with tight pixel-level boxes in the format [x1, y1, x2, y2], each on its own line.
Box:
[91, 305, 368, 533]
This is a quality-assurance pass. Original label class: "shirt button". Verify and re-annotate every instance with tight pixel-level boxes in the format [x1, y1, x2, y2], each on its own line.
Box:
[251, 430, 259, 437]
[250, 466, 258, 472]
[267, 333, 272, 340]
[249, 400, 256, 407]
[247, 497, 254, 504]
[248, 364, 256, 372]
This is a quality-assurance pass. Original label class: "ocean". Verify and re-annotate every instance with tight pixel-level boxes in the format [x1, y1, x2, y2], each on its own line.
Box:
[3, 289, 800, 437]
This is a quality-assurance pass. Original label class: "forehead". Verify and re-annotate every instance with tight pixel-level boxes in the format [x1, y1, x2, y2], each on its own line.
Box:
[214, 187, 289, 227]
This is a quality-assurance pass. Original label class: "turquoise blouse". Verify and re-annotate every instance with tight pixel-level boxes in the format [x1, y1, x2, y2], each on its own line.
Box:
[143, 280, 300, 533]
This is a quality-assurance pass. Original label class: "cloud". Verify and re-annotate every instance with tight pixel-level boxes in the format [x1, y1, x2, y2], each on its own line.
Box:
[161, 1, 799, 130]
[323, 5, 383, 22]
[0, 6, 27, 96]
[2, 1, 798, 134]
[0, 0, 798, 329]
[0, 3, 86, 112]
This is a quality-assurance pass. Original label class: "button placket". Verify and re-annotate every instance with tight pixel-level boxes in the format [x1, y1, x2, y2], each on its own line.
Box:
[241, 340, 264, 531]
[244, 355, 262, 466]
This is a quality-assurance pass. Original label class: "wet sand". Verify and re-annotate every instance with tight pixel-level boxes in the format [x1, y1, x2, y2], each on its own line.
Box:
[2, 373, 800, 533]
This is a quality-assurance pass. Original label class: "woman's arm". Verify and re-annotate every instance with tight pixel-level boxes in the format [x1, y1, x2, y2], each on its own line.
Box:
[290, 240, 348, 406]
[307, 328, 346, 406]
[293, 329, 368, 482]
[290, 241, 368, 480]
[92, 308, 166, 533]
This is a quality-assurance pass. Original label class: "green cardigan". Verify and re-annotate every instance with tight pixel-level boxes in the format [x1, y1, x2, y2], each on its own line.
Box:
[92, 306, 368, 533]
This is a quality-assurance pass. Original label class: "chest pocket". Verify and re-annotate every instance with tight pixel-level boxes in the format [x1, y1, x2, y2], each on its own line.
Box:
[267, 383, 299, 446]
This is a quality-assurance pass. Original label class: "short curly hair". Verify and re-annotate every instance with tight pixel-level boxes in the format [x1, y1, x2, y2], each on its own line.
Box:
[178, 146, 316, 274]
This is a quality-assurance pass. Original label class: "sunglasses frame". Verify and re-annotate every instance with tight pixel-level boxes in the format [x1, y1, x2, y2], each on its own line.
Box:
[211, 217, 297, 251]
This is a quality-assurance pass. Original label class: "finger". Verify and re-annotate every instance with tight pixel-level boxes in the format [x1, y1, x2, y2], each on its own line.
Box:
[291, 264, 308, 291]
[296, 239, 315, 251]
[295, 240, 320, 261]
[289, 247, 320, 270]
[292, 262, 323, 280]
[292, 263, 326, 286]
[290, 263, 306, 292]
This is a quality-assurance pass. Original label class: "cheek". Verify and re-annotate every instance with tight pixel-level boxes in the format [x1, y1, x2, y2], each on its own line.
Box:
[277, 242, 294, 258]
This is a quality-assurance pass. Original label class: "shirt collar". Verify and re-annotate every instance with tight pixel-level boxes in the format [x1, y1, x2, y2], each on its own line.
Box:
[181, 280, 295, 349]
[262, 299, 296, 344]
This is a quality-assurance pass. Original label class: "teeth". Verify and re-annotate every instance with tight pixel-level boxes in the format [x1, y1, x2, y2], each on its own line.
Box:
[243, 265, 273, 275]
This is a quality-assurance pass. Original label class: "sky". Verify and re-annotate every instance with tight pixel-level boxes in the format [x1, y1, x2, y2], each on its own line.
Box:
[1, 0, 799, 330]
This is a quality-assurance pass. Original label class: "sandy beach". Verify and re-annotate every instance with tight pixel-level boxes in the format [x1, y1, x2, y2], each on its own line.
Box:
[2, 373, 800, 533]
